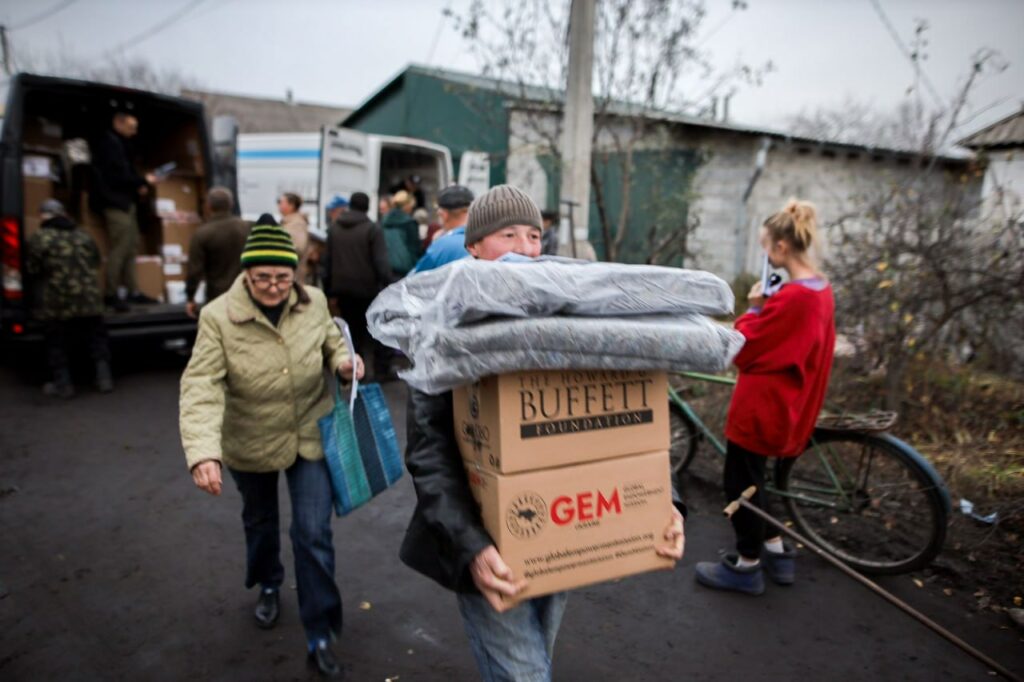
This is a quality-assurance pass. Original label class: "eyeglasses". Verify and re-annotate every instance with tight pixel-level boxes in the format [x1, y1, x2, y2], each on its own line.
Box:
[249, 273, 294, 289]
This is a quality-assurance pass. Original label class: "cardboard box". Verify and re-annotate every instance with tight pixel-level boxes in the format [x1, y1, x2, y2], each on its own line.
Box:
[161, 219, 199, 254]
[166, 280, 188, 305]
[466, 450, 675, 608]
[24, 217, 42, 239]
[23, 115, 63, 153]
[454, 370, 669, 474]
[162, 259, 186, 281]
[135, 256, 165, 302]
[23, 177, 55, 218]
[155, 178, 201, 216]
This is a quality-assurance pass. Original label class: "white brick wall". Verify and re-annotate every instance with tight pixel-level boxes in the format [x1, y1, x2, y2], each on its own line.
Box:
[506, 108, 980, 281]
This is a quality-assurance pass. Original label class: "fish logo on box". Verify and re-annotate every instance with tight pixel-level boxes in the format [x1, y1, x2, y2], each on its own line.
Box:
[506, 492, 547, 539]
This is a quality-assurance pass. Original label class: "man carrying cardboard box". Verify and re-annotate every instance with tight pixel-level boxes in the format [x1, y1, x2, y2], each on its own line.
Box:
[401, 185, 685, 682]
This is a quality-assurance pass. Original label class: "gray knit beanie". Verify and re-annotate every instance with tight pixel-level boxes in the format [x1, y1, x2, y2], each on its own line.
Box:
[465, 185, 543, 244]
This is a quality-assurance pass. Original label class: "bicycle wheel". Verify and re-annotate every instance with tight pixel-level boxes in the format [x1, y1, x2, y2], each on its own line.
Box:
[774, 430, 948, 575]
[669, 402, 699, 477]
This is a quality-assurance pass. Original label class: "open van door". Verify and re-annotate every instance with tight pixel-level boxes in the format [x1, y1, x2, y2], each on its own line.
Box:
[318, 127, 370, 224]
[458, 151, 490, 198]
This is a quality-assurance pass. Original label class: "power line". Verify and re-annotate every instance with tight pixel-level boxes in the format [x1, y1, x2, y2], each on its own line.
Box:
[8, 0, 79, 31]
[104, 0, 208, 56]
[868, 0, 944, 107]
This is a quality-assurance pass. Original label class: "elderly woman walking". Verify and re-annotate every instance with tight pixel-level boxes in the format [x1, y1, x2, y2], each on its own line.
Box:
[180, 223, 362, 679]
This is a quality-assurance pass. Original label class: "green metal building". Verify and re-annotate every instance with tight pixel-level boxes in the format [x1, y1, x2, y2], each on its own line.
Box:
[341, 64, 698, 264]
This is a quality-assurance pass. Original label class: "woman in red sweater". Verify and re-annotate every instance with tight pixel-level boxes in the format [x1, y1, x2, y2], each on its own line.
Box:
[695, 199, 835, 596]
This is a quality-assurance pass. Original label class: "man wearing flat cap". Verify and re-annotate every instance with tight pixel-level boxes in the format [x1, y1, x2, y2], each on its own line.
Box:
[411, 184, 475, 273]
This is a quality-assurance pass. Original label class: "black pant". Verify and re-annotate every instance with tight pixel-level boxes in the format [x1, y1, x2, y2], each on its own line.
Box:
[336, 294, 390, 377]
[45, 316, 111, 376]
[723, 440, 776, 559]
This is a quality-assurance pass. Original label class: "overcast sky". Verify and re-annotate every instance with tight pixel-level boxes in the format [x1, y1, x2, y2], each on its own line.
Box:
[3, 0, 1022, 135]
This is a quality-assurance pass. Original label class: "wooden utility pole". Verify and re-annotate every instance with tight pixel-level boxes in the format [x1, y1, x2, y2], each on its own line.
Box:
[558, 0, 597, 260]
[0, 26, 11, 76]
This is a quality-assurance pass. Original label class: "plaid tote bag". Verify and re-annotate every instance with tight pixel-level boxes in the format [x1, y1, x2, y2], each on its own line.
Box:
[318, 321, 403, 516]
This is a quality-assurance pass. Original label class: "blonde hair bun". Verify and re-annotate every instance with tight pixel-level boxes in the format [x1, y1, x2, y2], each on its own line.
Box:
[766, 198, 818, 251]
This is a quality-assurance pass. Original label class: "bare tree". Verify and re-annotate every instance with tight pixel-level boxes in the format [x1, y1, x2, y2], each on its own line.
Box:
[447, 0, 771, 262]
[11, 44, 199, 95]
[825, 48, 1023, 409]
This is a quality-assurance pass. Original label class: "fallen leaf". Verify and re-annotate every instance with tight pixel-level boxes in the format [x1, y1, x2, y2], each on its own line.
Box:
[878, 280, 894, 289]
[943, 589, 953, 596]
[913, 578, 924, 588]
[360, 601, 372, 611]
[876, 262, 889, 272]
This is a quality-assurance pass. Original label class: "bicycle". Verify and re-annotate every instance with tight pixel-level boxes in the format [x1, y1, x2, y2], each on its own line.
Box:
[668, 371, 952, 575]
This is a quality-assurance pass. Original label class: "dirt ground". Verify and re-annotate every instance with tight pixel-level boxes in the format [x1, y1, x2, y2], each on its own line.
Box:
[1, 356, 1022, 681]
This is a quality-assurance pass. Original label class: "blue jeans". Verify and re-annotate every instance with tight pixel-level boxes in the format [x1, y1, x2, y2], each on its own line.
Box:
[229, 456, 341, 642]
[457, 591, 569, 682]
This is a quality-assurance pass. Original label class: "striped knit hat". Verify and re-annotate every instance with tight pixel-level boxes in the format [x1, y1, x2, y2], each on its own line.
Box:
[240, 224, 299, 268]
[465, 185, 543, 244]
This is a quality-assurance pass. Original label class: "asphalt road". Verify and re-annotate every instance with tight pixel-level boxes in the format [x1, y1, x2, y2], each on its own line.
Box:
[1, 357, 1021, 681]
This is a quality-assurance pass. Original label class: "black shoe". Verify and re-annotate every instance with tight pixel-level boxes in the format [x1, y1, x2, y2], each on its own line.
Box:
[127, 291, 159, 304]
[308, 639, 343, 679]
[105, 295, 130, 313]
[42, 381, 75, 399]
[254, 588, 279, 629]
[95, 360, 114, 393]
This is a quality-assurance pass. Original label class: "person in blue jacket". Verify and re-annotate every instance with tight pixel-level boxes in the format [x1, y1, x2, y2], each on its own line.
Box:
[412, 185, 474, 273]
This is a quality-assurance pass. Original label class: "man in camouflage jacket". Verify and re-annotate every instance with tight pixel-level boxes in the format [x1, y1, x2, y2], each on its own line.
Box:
[25, 199, 113, 397]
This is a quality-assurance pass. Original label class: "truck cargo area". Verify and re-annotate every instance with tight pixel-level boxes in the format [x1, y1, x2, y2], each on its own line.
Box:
[5, 75, 213, 343]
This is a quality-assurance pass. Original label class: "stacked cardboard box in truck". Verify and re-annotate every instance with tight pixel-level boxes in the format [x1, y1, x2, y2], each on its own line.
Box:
[454, 369, 674, 608]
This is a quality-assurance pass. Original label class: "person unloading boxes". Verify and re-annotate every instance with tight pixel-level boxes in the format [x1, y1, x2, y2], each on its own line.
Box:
[90, 107, 158, 312]
[401, 185, 686, 681]
[185, 187, 251, 318]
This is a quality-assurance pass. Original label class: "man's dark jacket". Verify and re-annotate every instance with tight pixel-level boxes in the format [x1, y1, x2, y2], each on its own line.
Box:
[186, 212, 251, 303]
[323, 210, 392, 299]
[401, 389, 494, 593]
[90, 130, 145, 212]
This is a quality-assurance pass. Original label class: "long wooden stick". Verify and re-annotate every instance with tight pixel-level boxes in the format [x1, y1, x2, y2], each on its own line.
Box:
[725, 486, 1022, 682]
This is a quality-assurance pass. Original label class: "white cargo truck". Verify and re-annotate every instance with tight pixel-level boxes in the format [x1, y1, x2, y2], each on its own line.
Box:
[237, 128, 453, 236]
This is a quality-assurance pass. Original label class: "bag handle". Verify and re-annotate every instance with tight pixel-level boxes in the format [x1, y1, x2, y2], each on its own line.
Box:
[332, 316, 358, 412]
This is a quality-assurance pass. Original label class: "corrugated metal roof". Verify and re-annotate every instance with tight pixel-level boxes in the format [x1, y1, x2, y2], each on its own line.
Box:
[181, 89, 351, 133]
[958, 107, 1024, 149]
[346, 64, 969, 162]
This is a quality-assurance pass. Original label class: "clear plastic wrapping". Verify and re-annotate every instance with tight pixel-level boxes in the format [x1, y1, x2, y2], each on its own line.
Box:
[398, 314, 743, 394]
[367, 256, 735, 351]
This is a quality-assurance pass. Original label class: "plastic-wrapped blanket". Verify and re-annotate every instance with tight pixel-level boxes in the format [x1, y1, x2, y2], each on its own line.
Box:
[400, 314, 744, 394]
[367, 257, 734, 351]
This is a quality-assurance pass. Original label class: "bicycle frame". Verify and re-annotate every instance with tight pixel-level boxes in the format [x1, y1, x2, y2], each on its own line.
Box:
[669, 371, 863, 508]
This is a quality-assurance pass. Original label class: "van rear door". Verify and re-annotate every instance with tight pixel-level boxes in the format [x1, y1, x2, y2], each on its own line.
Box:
[318, 127, 369, 222]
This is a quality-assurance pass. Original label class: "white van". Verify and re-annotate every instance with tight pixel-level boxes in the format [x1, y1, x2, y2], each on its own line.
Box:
[237, 128, 453, 235]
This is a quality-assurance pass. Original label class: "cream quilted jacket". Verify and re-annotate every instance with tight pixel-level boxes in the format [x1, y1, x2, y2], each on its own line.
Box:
[179, 273, 350, 472]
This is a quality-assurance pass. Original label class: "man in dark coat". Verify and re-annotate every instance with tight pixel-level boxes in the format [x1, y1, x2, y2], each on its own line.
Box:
[323, 191, 393, 380]
[25, 199, 113, 397]
[185, 187, 251, 318]
[90, 110, 156, 311]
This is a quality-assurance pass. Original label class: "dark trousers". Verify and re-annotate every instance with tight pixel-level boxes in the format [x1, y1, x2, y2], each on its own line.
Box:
[103, 206, 138, 294]
[45, 316, 111, 376]
[229, 456, 342, 642]
[723, 440, 777, 559]
[337, 294, 390, 377]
